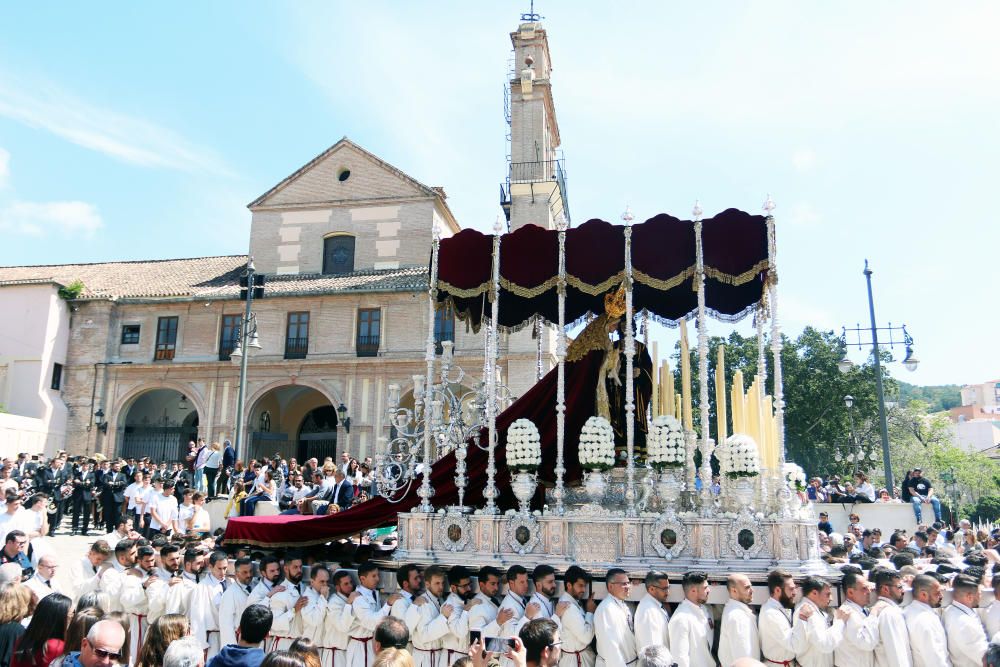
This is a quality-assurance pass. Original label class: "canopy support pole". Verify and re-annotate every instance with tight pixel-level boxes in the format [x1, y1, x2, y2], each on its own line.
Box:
[623, 208, 637, 518]
[483, 218, 502, 515]
[554, 218, 568, 515]
[418, 226, 440, 513]
[694, 204, 714, 513]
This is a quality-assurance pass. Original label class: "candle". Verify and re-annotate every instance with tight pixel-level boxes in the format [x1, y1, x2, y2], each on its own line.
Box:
[679, 321, 693, 431]
[732, 370, 745, 434]
[675, 395, 682, 423]
[651, 342, 659, 419]
[663, 360, 674, 418]
[716, 345, 728, 444]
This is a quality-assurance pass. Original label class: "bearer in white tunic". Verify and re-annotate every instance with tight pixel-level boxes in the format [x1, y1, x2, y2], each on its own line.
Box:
[120, 548, 167, 660]
[528, 565, 560, 622]
[834, 571, 878, 667]
[268, 556, 307, 651]
[594, 569, 637, 667]
[667, 572, 712, 667]
[98, 539, 137, 613]
[72, 541, 111, 602]
[189, 551, 229, 660]
[300, 565, 332, 667]
[468, 566, 511, 638]
[718, 573, 760, 666]
[555, 566, 596, 667]
[498, 566, 532, 667]
[405, 566, 450, 667]
[346, 562, 398, 667]
[635, 571, 671, 653]
[439, 566, 476, 665]
[903, 574, 950, 667]
[793, 576, 848, 667]
[219, 558, 254, 649]
[869, 569, 911, 667]
[155, 551, 204, 618]
[248, 556, 286, 607]
[326, 571, 357, 667]
[758, 570, 808, 666]
[390, 564, 422, 621]
[942, 574, 987, 667]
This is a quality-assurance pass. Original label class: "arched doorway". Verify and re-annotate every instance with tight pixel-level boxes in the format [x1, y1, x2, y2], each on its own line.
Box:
[118, 389, 199, 462]
[247, 384, 336, 464]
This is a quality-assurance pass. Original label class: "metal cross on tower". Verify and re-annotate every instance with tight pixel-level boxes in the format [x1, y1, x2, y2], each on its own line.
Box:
[521, 0, 542, 22]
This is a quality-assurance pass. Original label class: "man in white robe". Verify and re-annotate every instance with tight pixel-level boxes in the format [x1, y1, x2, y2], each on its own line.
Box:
[555, 565, 596, 667]
[439, 565, 477, 665]
[97, 538, 137, 613]
[120, 546, 167, 659]
[390, 563, 422, 652]
[498, 565, 532, 667]
[903, 574, 950, 667]
[594, 568, 637, 667]
[406, 565, 450, 667]
[635, 570, 671, 654]
[468, 566, 512, 638]
[154, 547, 204, 619]
[758, 569, 808, 666]
[72, 539, 111, 601]
[268, 554, 307, 651]
[300, 563, 332, 666]
[189, 551, 229, 660]
[346, 561, 399, 667]
[667, 571, 712, 667]
[218, 557, 254, 649]
[248, 555, 285, 607]
[834, 570, 878, 667]
[984, 576, 1000, 640]
[718, 572, 759, 666]
[870, 569, 911, 667]
[943, 574, 987, 667]
[325, 570, 356, 667]
[793, 575, 848, 667]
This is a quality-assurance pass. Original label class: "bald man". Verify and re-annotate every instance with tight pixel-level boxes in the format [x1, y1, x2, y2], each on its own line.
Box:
[77, 620, 127, 667]
[719, 573, 760, 665]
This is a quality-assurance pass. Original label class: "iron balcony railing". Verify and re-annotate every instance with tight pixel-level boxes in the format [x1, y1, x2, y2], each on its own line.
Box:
[356, 335, 380, 357]
[500, 159, 571, 225]
[285, 337, 309, 360]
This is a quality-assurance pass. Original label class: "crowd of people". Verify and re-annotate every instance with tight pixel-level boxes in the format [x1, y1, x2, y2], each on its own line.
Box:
[805, 467, 946, 523]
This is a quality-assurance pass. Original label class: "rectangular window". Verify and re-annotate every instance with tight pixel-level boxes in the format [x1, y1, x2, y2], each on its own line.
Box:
[434, 304, 455, 354]
[285, 312, 309, 359]
[154, 316, 179, 361]
[51, 363, 63, 391]
[121, 325, 140, 345]
[219, 314, 241, 361]
[356, 308, 381, 357]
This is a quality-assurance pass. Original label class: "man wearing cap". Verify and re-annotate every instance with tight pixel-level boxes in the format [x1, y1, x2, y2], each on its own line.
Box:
[905, 468, 942, 523]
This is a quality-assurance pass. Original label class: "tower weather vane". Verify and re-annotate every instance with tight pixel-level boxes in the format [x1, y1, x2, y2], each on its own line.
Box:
[521, 0, 542, 22]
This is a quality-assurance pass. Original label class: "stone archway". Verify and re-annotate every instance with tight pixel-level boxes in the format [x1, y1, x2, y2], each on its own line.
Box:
[245, 384, 336, 464]
[116, 388, 200, 462]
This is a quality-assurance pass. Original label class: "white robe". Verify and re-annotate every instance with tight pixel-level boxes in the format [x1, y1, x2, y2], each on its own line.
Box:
[121, 569, 166, 660]
[718, 599, 759, 666]
[218, 580, 252, 649]
[189, 574, 228, 659]
[871, 596, 911, 667]
[758, 597, 807, 664]
[498, 591, 529, 667]
[301, 587, 333, 667]
[943, 601, 987, 667]
[634, 593, 670, 653]
[155, 572, 198, 619]
[985, 601, 1000, 642]
[793, 597, 844, 667]
[833, 599, 878, 667]
[440, 592, 471, 664]
[247, 578, 278, 607]
[325, 593, 353, 667]
[72, 556, 102, 602]
[594, 596, 636, 667]
[468, 592, 501, 636]
[667, 599, 711, 667]
[405, 592, 448, 667]
[903, 600, 950, 667]
[346, 585, 389, 667]
[556, 593, 596, 667]
[97, 561, 129, 612]
[269, 580, 306, 651]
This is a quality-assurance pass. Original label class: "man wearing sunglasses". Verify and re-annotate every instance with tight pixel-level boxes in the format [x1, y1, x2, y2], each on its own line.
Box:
[65, 619, 126, 667]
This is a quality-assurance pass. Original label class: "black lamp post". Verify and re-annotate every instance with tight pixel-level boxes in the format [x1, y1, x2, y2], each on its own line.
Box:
[337, 403, 352, 433]
[94, 409, 108, 434]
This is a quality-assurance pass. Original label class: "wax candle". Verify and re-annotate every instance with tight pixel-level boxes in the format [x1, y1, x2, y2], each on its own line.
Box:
[716, 345, 728, 444]
[651, 342, 659, 419]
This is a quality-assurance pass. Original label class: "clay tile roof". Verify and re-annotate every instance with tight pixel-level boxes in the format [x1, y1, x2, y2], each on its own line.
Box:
[0, 255, 429, 301]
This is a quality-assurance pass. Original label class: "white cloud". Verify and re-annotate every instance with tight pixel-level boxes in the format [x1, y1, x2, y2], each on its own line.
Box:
[792, 148, 816, 171]
[787, 203, 821, 228]
[0, 147, 9, 188]
[0, 72, 231, 176]
[0, 200, 102, 238]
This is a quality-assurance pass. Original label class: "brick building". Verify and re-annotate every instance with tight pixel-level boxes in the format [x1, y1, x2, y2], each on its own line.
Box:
[0, 20, 569, 462]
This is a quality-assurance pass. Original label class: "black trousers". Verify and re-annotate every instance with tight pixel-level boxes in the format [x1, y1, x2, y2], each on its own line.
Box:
[72, 496, 91, 533]
[47, 499, 64, 536]
[103, 495, 121, 532]
[205, 467, 219, 497]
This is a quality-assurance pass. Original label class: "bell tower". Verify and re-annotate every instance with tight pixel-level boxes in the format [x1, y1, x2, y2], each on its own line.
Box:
[502, 16, 569, 231]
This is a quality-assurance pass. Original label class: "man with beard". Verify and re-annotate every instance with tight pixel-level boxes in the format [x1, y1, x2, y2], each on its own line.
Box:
[943, 574, 987, 667]
[554, 565, 596, 667]
[325, 569, 356, 667]
[156, 547, 205, 618]
[870, 569, 911, 667]
[719, 573, 759, 666]
[390, 563, 423, 625]
[190, 551, 230, 660]
[406, 564, 449, 667]
[834, 570, 878, 667]
[794, 576, 849, 667]
[346, 561, 400, 667]
[527, 565, 558, 623]
[99, 538, 137, 612]
[218, 557, 254, 649]
[121, 545, 168, 659]
[469, 566, 513, 638]
[758, 569, 809, 665]
[904, 574, 949, 667]
[635, 571, 670, 654]
[155, 543, 183, 580]
[594, 568, 637, 667]
[268, 553, 308, 650]
[248, 555, 285, 606]
[440, 565, 479, 664]
[667, 571, 711, 667]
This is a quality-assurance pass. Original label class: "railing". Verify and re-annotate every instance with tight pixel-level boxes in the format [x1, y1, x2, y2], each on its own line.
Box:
[356, 335, 380, 357]
[154, 345, 175, 361]
[509, 159, 562, 184]
[285, 337, 309, 360]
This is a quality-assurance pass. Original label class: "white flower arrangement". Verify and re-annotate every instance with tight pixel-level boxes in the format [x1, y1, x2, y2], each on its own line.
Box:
[783, 462, 807, 492]
[579, 416, 615, 471]
[647, 415, 686, 470]
[720, 433, 761, 479]
[505, 418, 541, 472]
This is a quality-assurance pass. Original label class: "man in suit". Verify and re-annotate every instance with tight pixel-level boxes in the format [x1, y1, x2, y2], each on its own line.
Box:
[314, 469, 354, 515]
[72, 459, 97, 535]
[102, 460, 128, 533]
[36, 458, 64, 536]
[219, 439, 236, 496]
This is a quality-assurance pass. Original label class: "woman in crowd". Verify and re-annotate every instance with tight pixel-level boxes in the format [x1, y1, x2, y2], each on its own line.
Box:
[188, 492, 211, 537]
[346, 459, 364, 493]
[203, 443, 223, 499]
[372, 648, 414, 667]
[136, 614, 189, 667]
[58, 609, 103, 659]
[72, 594, 108, 616]
[0, 585, 31, 667]
[241, 471, 276, 516]
[11, 593, 71, 667]
[854, 472, 876, 502]
[259, 652, 307, 667]
[225, 482, 247, 520]
[962, 529, 984, 555]
[901, 470, 914, 503]
[229, 461, 246, 493]
[287, 639, 321, 667]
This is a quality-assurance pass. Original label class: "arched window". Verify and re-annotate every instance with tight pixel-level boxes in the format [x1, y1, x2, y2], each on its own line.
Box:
[323, 235, 355, 275]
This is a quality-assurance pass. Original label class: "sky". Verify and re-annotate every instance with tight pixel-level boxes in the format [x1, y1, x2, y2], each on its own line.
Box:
[0, 2, 997, 387]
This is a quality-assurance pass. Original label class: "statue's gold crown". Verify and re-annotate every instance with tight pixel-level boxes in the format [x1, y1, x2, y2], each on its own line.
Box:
[604, 283, 627, 319]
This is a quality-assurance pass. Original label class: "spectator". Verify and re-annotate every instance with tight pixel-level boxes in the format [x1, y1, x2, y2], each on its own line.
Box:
[136, 614, 189, 667]
[286, 640, 320, 667]
[240, 472, 275, 517]
[59, 609, 103, 658]
[72, 621, 126, 667]
[854, 472, 875, 502]
[163, 636, 205, 667]
[207, 603, 272, 667]
[220, 441, 237, 495]
[817, 512, 832, 535]
[203, 444, 223, 500]
[225, 482, 247, 520]
[519, 618, 561, 667]
[258, 653, 306, 667]
[807, 478, 828, 503]
[900, 470, 914, 503]
[373, 618, 409, 654]
[0, 531, 31, 576]
[98, 614, 128, 667]
[906, 468, 943, 523]
[371, 649, 412, 667]
[0, 584, 31, 667]
[11, 593, 71, 667]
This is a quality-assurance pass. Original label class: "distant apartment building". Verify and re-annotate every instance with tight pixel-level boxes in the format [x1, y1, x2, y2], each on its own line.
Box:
[949, 379, 1000, 456]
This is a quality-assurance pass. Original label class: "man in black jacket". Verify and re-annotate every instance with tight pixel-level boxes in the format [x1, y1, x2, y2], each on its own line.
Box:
[36, 459, 65, 536]
[101, 460, 128, 533]
[72, 459, 97, 535]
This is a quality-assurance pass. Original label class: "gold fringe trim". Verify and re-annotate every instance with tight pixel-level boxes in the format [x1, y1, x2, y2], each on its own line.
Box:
[565, 271, 626, 296]
[498, 275, 560, 299]
[436, 279, 490, 299]
[703, 259, 770, 287]
[633, 265, 697, 292]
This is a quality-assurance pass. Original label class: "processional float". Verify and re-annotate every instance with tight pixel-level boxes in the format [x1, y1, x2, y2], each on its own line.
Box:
[376, 199, 827, 574]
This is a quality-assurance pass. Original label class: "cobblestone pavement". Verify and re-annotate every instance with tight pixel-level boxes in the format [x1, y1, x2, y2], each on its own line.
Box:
[39, 516, 109, 595]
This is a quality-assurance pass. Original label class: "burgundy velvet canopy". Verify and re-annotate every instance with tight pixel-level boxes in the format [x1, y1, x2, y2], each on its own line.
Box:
[437, 208, 770, 330]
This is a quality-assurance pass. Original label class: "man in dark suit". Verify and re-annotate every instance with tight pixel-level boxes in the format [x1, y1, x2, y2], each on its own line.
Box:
[101, 460, 127, 532]
[36, 459, 64, 536]
[71, 459, 97, 535]
[219, 439, 236, 496]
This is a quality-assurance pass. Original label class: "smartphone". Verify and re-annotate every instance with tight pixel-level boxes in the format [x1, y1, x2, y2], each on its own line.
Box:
[469, 629, 482, 645]
[484, 637, 515, 653]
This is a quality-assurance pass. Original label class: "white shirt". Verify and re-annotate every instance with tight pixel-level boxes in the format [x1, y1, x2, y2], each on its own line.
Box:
[667, 599, 712, 667]
[149, 493, 178, 530]
[634, 593, 670, 652]
[985, 600, 1000, 641]
[943, 601, 987, 667]
[719, 598, 759, 666]
[124, 482, 141, 511]
[758, 597, 807, 663]
[794, 597, 845, 667]
[190, 507, 211, 532]
[903, 600, 950, 667]
[871, 596, 911, 667]
[177, 503, 195, 527]
[833, 599, 878, 667]
[556, 592, 595, 667]
[594, 596, 636, 667]
[25, 571, 62, 601]
[101, 529, 128, 549]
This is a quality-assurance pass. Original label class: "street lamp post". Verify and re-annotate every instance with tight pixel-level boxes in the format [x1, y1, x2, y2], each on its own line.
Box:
[839, 260, 919, 494]
[844, 394, 859, 475]
[230, 258, 264, 460]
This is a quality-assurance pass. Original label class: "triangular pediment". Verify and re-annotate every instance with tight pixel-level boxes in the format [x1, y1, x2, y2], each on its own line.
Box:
[249, 138, 435, 209]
